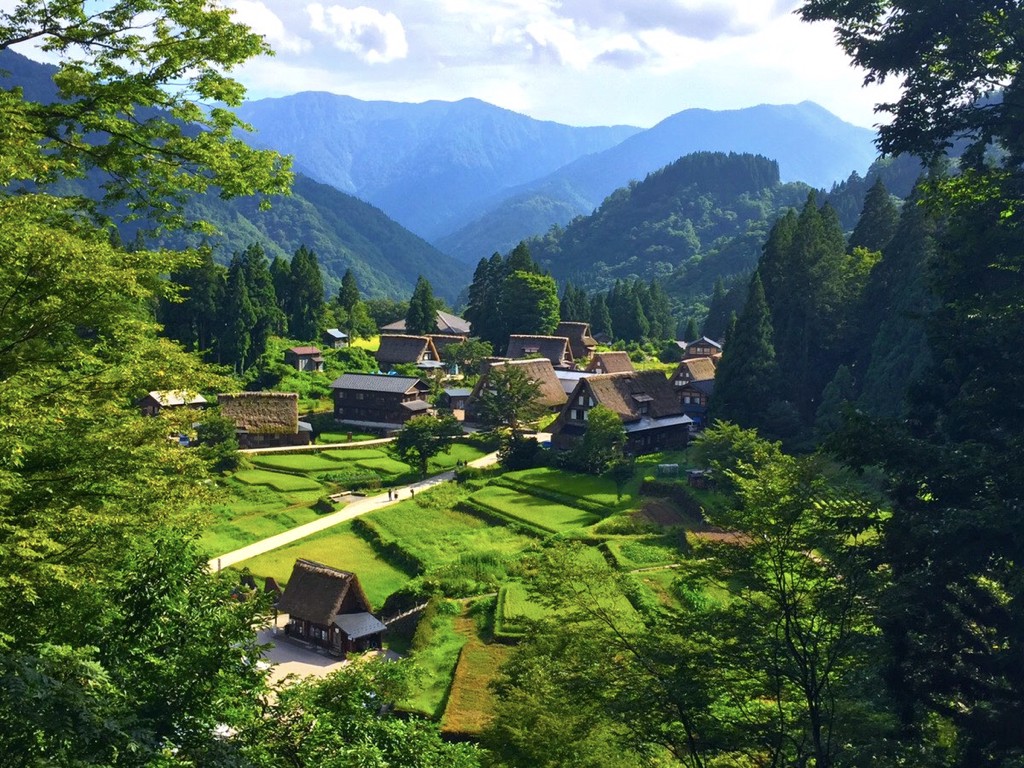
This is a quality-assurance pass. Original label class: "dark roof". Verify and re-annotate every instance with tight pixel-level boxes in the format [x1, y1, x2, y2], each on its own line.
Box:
[330, 373, 427, 395]
[555, 321, 598, 359]
[504, 335, 573, 367]
[376, 334, 438, 365]
[681, 379, 716, 396]
[333, 612, 387, 640]
[218, 392, 299, 434]
[287, 346, 322, 356]
[443, 387, 472, 398]
[400, 399, 432, 412]
[277, 559, 373, 623]
[685, 336, 723, 352]
[581, 370, 682, 422]
[672, 357, 716, 383]
[380, 310, 471, 336]
[586, 351, 634, 374]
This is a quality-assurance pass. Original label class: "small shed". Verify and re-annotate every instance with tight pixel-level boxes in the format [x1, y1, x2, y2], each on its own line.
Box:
[285, 346, 325, 372]
[322, 328, 349, 349]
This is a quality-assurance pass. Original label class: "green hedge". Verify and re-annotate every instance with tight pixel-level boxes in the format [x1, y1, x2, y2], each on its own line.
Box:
[638, 479, 707, 524]
[351, 517, 424, 576]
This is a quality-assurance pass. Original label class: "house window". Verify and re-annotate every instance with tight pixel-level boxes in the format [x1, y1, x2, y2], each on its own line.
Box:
[684, 395, 691, 404]
[639, 403, 649, 415]
[577, 394, 585, 405]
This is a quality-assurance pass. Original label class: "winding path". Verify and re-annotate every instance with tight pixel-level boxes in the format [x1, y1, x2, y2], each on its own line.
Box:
[208, 451, 499, 571]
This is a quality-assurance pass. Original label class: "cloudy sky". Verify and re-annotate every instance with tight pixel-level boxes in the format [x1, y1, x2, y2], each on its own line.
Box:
[223, 0, 898, 129]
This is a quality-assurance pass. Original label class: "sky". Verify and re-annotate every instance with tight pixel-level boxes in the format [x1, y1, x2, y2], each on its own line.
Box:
[217, 0, 903, 130]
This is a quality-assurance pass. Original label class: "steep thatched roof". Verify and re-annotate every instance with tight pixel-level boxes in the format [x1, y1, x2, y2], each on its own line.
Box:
[217, 392, 299, 434]
[427, 334, 467, 356]
[141, 390, 207, 407]
[672, 357, 716, 384]
[277, 559, 373, 623]
[505, 335, 573, 368]
[376, 334, 438, 365]
[380, 310, 471, 335]
[555, 321, 598, 359]
[586, 351, 634, 374]
[469, 358, 567, 414]
[581, 371, 682, 422]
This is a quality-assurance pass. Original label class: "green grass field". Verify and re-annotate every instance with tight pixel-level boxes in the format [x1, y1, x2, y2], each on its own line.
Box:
[633, 568, 685, 611]
[234, 521, 413, 609]
[366, 500, 535, 569]
[317, 431, 378, 443]
[233, 469, 322, 493]
[605, 537, 682, 570]
[427, 443, 488, 472]
[471, 485, 599, 532]
[200, 506, 324, 556]
[504, 467, 625, 508]
[321, 448, 391, 461]
[403, 605, 466, 718]
[356, 457, 411, 475]
[249, 453, 345, 472]
[441, 611, 512, 737]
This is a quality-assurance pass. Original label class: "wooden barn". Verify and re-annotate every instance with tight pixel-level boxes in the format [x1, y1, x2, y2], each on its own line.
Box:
[278, 559, 386, 657]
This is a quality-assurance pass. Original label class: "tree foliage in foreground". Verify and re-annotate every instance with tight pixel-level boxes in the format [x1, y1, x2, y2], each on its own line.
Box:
[393, 413, 463, 477]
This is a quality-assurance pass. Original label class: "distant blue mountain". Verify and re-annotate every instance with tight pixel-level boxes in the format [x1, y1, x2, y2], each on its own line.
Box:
[235, 93, 642, 241]
[437, 102, 879, 262]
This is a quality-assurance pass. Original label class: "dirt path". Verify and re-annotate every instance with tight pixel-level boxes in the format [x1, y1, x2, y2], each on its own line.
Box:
[208, 451, 499, 571]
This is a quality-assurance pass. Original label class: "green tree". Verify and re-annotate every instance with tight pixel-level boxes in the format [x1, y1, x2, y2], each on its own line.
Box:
[849, 177, 900, 253]
[590, 293, 614, 339]
[219, 253, 256, 372]
[473, 364, 546, 433]
[711, 272, 778, 430]
[406, 275, 438, 336]
[392, 412, 462, 477]
[194, 409, 240, 473]
[287, 245, 325, 340]
[568, 405, 626, 475]
[158, 248, 225, 353]
[338, 268, 360, 314]
[499, 271, 560, 337]
[442, 338, 493, 377]
[241, 242, 286, 363]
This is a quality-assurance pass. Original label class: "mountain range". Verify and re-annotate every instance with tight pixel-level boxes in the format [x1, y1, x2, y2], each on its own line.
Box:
[237, 94, 878, 263]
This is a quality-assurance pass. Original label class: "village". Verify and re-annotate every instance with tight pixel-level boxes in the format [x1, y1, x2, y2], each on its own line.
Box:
[139, 308, 728, 733]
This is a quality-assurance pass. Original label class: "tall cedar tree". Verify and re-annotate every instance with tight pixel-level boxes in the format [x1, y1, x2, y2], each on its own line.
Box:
[158, 249, 224, 353]
[405, 275, 438, 336]
[848, 177, 900, 253]
[241, 243, 285, 364]
[338, 268, 360, 313]
[711, 271, 778, 430]
[219, 254, 256, 372]
[560, 282, 589, 322]
[590, 294, 613, 339]
[499, 271, 560, 337]
[287, 245, 325, 340]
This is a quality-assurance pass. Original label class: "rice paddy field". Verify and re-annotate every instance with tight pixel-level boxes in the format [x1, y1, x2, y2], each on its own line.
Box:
[470, 485, 600, 533]
[502, 466, 625, 508]
[441, 611, 513, 737]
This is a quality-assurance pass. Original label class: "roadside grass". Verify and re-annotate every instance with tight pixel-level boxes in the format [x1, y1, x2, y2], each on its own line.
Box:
[200, 506, 324, 556]
[233, 521, 413, 609]
[234, 469, 322, 493]
[403, 603, 466, 718]
[427, 443, 488, 472]
[441, 611, 512, 737]
[471, 485, 599, 533]
[317, 431, 378, 443]
[321, 448, 391, 461]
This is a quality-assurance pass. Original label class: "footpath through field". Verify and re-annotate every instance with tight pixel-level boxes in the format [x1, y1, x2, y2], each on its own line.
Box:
[208, 451, 499, 571]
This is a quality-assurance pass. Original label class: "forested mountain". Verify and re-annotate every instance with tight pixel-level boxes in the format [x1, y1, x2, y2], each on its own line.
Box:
[438, 102, 877, 262]
[526, 152, 812, 302]
[159, 174, 467, 302]
[235, 93, 641, 241]
[0, 49, 467, 302]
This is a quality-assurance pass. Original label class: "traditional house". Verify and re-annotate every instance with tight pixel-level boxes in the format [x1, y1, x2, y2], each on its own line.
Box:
[555, 321, 598, 361]
[375, 335, 439, 369]
[322, 328, 349, 349]
[440, 387, 472, 412]
[670, 357, 716, 389]
[678, 379, 715, 429]
[586, 351, 634, 374]
[682, 336, 723, 359]
[217, 392, 312, 449]
[137, 389, 207, 417]
[466, 358, 567, 422]
[504, 335, 574, 369]
[426, 334, 466, 363]
[550, 371, 692, 455]
[285, 346, 325, 372]
[555, 370, 593, 396]
[278, 559, 386, 657]
[380, 309, 471, 336]
[330, 373, 432, 427]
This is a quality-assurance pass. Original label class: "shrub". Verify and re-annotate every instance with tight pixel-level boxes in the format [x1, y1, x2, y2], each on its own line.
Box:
[639, 479, 706, 523]
[318, 468, 382, 491]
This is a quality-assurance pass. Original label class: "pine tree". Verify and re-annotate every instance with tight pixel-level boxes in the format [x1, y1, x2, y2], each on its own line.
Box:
[465, 254, 503, 346]
[505, 241, 537, 274]
[338, 269, 360, 314]
[270, 255, 292, 315]
[499, 271, 560, 336]
[159, 249, 224, 353]
[219, 255, 256, 372]
[682, 317, 699, 342]
[241, 243, 285, 363]
[711, 271, 778, 429]
[849, 177, 900, 253]
[287, 245, 324, 340]
[590, 294, 613, 339]
[405, 275, 437, 336]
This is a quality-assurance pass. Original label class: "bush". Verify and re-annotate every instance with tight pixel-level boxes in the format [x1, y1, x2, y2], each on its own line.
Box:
[318, 468, 382, 491]
[499, 434, 550, 471]
[313, 495, 337, 514]
[639, 480, 707, 524]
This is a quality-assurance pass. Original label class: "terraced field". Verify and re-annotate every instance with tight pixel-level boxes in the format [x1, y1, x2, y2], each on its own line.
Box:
[470, 485, 599, 533]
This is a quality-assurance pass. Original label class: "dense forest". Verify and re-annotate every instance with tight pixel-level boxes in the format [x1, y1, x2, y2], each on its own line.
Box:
[2, 1, 1023, 767]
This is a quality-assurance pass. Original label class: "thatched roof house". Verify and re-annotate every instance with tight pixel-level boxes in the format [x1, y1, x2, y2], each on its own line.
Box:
[551, 370, 692, 454]
[138, 389, 207, 417]
[555, 321, 598, 360]
[376, 334, 439, 367]
[381, 309, 471, 336]
[586, 351, 634, 374]
[217, 392, 311, 448]
[278, 559, 385, 657]
[427, 334, 467, 359]
[504, 335, 574, 369]
[670, 357, 717, 389]
[466, 358, 567, 423]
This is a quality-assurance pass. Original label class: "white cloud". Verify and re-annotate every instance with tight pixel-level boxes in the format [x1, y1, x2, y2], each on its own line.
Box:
[307, 4, 409, 64]
[224, 0, 312, 54]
